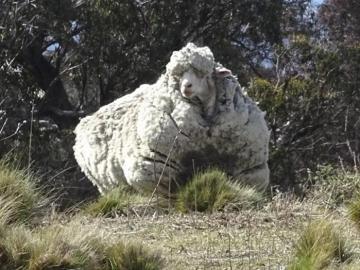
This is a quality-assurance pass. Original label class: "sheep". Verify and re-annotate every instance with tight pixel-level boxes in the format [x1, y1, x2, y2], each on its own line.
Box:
[73, 42, 270, 195]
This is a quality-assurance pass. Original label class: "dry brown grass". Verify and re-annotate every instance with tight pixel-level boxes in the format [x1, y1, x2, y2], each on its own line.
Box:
[73, 191, 360, 269]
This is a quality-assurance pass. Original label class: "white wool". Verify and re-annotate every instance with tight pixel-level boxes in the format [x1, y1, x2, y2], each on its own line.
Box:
[73, 43, 270, 194]
[166, 43, 214, 77]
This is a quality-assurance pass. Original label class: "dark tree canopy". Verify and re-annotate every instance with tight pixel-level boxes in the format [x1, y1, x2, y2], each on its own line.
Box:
[0, 0, 290, 120]
[319, 0, 360, 45]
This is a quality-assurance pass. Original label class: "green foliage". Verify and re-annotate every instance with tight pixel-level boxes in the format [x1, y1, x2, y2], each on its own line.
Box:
[248, 76, 315, 122]
[175, 168, 263, 213]
[289, 220, 349, 270]
[85, 184, 145, 217]
[248, 40, 360, 189]
[0, 158, 44, 223]
[248, 78, 281, 116]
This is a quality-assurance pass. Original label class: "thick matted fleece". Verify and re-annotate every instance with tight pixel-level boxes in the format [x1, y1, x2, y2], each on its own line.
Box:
[73, 43, 270, 194]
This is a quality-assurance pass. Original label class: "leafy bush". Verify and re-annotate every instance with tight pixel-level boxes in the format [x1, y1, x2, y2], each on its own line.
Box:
[289, 220, 349, 270]
[247, 44, 360, 191]
[175, 168, 263, 213]
[84, 184, 146, 217]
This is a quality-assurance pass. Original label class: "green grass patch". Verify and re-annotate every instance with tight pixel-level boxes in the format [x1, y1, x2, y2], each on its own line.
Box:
[0, 158, 44, 223]
[104, 242, 164, 270]
[84, 184, 147, 217]
[175, 168, 263, 213]
[348, 195, 360, 230]
[0, 220, 164, 270]
[0, 196, 19, 227]
[289, 220, 350, 270]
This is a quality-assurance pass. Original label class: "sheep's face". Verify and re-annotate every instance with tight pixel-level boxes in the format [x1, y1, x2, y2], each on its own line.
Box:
[179, 69, 212, 100]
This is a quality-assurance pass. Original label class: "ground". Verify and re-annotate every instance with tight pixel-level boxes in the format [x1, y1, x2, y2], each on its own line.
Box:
[2, 161, 360, 269]
[75, 193, 360, 269]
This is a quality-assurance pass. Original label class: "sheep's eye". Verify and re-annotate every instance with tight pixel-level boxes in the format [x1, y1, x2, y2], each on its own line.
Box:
[191, 67, 205, 78]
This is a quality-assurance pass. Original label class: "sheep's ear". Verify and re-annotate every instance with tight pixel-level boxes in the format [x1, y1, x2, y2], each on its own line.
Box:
[214, 67, 232, 78]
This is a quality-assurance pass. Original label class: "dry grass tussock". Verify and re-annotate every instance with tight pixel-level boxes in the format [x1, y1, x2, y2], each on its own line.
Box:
[0, 218, 164, 270]
[0, 157, 45, 223]
[348, 195, 360, 231]
[84, 183, 147, 217]
[288, 220, 350, 270]
[175, 168, 264, 213]
[308, 164, 360, 207]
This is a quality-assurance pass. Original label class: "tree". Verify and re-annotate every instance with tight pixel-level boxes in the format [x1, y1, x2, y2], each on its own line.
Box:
[1, 0, 288, 128]
[319, 0, 360, 45]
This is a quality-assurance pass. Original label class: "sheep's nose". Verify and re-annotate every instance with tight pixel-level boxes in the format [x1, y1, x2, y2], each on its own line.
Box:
[182, 82, 193, 97]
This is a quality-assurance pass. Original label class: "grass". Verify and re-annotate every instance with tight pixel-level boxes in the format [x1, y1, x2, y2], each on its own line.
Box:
[0, 158, 163, 269]
[309, 165, 360, 206]
[175, 168, 263, 213]
[0, 219, 164, 270]
[84, 183, 147, 217]
[288, 220, 350, 270]
[0, 196, 19, 228]
[2, 163, 360, 269]
[69, 193, 360, 269]
[348, 195, 360, 230]
[104, 242, 164, 270]
[0, 158, 44, 223]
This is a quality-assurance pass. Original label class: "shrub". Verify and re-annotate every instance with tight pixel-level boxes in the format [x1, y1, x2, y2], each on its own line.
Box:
[175, 168, 263, 213]
[0, 158, 44, 223]
[289, 220, 349, 270]
[84, 184, 146, 217]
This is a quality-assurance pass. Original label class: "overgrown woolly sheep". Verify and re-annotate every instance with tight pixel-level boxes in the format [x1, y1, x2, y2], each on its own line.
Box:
[73, 43, 270, 195]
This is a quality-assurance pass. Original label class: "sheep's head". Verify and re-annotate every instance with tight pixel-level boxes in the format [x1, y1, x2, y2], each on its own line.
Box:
[179, 68, 213, 100]
[179, 67, 232, 99]
[166, 43, 215, 79]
